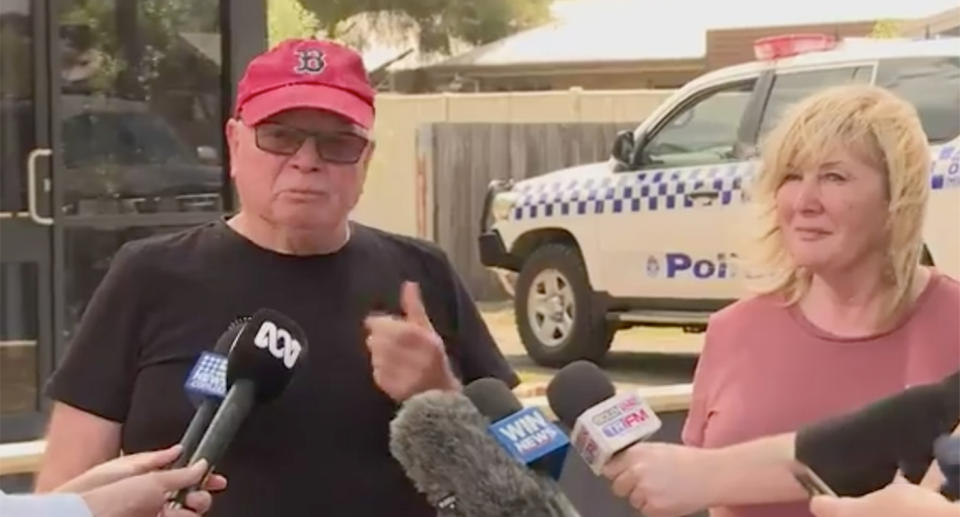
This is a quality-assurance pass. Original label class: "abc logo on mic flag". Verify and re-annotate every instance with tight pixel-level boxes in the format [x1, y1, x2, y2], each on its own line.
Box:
[572, 392, 662, 474]
[489, 407, 570, 479]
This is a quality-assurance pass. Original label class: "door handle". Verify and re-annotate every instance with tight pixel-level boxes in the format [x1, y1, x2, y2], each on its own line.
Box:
[27, 148, 53, 226]
[686, 190, 719, 199]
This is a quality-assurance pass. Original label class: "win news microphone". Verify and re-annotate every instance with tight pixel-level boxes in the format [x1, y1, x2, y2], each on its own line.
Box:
[389, 389, 562, 517]
[547, 360, 662, 474]
[168, 308, 307, 507]
[170, 317, 248, 469]
[463, 377, 580, 517]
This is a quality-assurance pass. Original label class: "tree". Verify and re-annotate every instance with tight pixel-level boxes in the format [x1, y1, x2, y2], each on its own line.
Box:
[869, 19, 902, 39]
[268, 0, 320, 46]
[296, 0, 553, 54]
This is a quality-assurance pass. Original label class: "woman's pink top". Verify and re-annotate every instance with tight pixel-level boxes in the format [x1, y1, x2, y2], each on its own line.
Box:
[682, 270, 960, 517]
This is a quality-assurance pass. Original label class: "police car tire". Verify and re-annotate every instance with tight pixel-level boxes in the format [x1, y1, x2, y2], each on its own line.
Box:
[515, 243, 613, 367]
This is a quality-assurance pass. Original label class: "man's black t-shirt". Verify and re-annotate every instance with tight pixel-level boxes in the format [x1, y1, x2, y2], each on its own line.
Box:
[46, 219, 519, 516]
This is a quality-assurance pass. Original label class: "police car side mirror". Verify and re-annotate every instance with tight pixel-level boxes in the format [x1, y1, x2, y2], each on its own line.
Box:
[611, 130, 635, 171]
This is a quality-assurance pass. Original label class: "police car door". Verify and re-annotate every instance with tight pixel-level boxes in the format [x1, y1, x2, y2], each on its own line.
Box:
[598, 75, 764, 301]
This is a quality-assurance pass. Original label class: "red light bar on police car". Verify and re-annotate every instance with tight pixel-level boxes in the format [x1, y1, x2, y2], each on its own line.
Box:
[754, 34, 837, 60]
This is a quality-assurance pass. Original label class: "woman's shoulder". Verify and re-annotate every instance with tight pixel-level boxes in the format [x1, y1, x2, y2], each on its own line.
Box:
[927, 269, 960, 300]
[700, 292, 794, 354]
[709, 292, 792, 329]
[909, 269, 960, 329]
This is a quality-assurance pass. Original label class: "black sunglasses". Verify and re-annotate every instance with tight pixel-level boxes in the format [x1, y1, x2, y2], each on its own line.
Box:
[253, 122, 370, 164]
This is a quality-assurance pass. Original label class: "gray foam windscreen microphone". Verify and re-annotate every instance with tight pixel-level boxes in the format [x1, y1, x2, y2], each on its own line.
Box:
[389, 389, 561, 517]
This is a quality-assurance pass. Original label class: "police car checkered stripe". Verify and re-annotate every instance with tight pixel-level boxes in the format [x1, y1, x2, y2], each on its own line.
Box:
[932, 145, 959, 191]
[510, 145, 960, 221]
[511, 164, 752, 220]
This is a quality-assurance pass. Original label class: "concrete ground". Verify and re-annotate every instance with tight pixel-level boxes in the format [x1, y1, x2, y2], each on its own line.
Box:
[477, 301, 704, 395]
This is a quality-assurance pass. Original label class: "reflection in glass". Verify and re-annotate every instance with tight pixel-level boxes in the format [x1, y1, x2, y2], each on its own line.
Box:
[0, 0, 36, 213]
[63, 225, 196, 338]
[57, 0, 224, 215]
[0, 263, 39, 415]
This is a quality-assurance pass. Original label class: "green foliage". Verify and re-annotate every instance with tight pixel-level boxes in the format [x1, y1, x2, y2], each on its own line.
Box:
[268, 0, 320, 46]
[296, 0, 553, 53]
[869, 19, 902, 39]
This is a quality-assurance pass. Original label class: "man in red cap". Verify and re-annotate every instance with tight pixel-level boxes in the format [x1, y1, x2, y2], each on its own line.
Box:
[37, 39, 518, 516]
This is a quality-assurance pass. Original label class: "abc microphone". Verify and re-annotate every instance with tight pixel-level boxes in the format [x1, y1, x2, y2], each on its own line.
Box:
[171, 317, 248, 469]
[546, 360, 662, 474]
[168, 308, 307, 507]
[389, 389, 561, 517]
[463, 378, 580, 516]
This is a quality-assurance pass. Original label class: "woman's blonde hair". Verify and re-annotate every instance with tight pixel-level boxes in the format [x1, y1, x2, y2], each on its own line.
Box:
[747, 84, 931, 323]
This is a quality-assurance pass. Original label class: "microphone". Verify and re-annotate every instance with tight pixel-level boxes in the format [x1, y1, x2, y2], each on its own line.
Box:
[795, 370, 959, 495]
[171, 317, 248, 469]
[389, 389, 563, 517]
[463, 378, 580, 516]
[546, 360, 662, 474]
[463, 378, 570, 480]
[168, 308, 307, 507]
[934, 435, 959, 500]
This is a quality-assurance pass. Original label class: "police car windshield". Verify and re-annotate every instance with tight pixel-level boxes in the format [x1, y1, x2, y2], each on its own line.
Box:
[877, 56, 960, 144]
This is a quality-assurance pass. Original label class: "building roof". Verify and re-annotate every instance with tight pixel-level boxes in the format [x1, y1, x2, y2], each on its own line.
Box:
[427, 0, 959, 70]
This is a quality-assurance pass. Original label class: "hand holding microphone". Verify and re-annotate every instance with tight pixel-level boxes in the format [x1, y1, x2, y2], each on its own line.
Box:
[810, 477, 957, 517]
[365, 281, 460, 401]
[167, 308, 307, 508]
[601, 441, 719, 516]
[548, 361, 680, 515]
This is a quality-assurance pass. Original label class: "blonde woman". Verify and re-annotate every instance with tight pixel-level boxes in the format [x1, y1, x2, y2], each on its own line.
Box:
[682, 84, 959, 517]
[600, 84, 959, 517]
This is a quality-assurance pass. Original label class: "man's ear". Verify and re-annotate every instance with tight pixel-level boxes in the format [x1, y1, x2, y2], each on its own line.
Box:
[362, 140, 376, 170]
[225, 119, 241, 178]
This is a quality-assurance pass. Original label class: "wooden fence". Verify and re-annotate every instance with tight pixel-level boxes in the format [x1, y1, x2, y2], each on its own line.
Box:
[419, 122, 638, 301]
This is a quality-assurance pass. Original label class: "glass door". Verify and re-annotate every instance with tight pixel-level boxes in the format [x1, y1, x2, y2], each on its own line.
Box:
[0, 0, 55, 443]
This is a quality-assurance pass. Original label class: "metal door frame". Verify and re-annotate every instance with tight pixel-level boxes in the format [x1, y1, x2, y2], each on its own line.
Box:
[0, 0, 56, 442]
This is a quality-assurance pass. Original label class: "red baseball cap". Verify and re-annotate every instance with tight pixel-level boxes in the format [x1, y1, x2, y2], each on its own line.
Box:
[234, 39, 376, 129]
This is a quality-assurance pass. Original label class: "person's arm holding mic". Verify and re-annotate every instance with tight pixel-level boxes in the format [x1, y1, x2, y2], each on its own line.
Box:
[810, 478, 958, 517]
[600, 370, 959, 516]
[1, 445, 226, 517]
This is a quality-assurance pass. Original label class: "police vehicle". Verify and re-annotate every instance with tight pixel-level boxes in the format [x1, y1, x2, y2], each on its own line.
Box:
[477, 35, 960, 367]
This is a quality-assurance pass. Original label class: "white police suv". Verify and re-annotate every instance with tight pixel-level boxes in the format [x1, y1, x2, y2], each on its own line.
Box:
[478, 35, 960, 367]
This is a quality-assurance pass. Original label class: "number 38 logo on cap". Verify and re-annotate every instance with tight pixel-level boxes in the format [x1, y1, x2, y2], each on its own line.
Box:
[254, 320, 303, 369]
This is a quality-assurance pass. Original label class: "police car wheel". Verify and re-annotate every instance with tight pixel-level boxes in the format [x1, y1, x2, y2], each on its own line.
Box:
[515, 243, 613, 367]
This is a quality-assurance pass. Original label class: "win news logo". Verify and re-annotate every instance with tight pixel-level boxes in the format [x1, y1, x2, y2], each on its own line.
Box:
[489, 407, 569, 471]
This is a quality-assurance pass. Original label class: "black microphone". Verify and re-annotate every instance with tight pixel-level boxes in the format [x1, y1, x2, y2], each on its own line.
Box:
[171, 317, 248, 469]
[795, 370, 960, 496]
[168, 308, 307, 507]
[463, 378, 580, 516]
[934, 434, 959, 501]
[389, 389, 563, 517]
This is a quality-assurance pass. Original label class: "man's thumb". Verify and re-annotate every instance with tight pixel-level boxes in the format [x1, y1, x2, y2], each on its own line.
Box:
[155, 460, 208, 491]
[400, 281, 433, 331]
